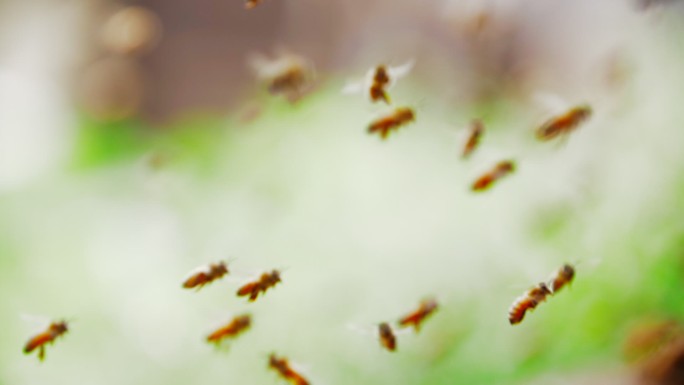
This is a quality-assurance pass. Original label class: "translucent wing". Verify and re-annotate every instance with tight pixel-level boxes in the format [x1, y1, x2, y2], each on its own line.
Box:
[387, 60, 414, 85]
[532, 91, 568, 114]
[341, 80, 364, 95]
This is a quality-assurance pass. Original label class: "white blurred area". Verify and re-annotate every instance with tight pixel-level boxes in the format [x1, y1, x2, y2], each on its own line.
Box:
[2, 1, 684, 385]
[0, 1, 85, 191]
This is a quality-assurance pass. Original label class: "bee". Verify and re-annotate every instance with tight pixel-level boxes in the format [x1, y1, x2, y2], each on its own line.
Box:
[249, 51, 315, 103]
[342, 61, 413, 104]
[24, 320, 69, 361]
[508, 282, 552, 325]
[236, 270, 281, 301]
[471, 160, 515, 191]
[369, 66, 391, 104]
[182, 261, 229, 290]
[378, 322, 397, 352]
[535, 105, 592, 141]
[367, 107, 415, 139]
[549, 263, 575, 294]
[462, 119, 484, 159]
[398, 298, 438, 332]
[268, 353, 310, 385]
[206, 314, 251, 345]
[245, 0, 262, 9]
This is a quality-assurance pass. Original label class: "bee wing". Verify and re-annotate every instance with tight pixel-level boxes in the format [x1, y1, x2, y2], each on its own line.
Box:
[341, 80, 364, 95]
[387, 60, 414, 85]
[532, 91, 569, 115]
[345, 322, 375, 337]
[247, 52, 290, 79]
[20, 313, 52, 332]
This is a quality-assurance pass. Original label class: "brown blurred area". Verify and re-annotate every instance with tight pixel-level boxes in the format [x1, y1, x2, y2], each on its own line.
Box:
[79, 0, 357, 123]
[74, 0, 660, 123]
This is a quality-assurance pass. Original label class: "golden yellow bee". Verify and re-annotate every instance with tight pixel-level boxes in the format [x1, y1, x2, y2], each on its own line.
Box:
[182, 261, 229, 290]
[269, 353, 310, 385]
[206, 314, 251, 345]
[508, 283, 552, 325]
[24, 320, 69, 361]
[367, 107, 415, 139]
[536, 105, 592, 141]
[236, 270, 282, 301]
[471, 161, 515, 191]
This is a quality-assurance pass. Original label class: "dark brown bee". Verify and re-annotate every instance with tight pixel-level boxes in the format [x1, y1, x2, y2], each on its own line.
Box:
[549, 263, 575, 294]
[462, 119, 484, 159]
[24, 320, 69, 361]
[369, 65, 391, 104]
[471, 160, 515, 191]
[367, 107, 415, 139]
[236, 270, 281, 301]
[268, 67, 307, 97]
[249, 52, 314, 103]
[398, 298, 438, 332]
[508, 283, 552, 325]
[536, 105, 592, 141]
[269, 353, 310, 385]
[245, 0, 262, 9]
[206, 314, 251, 345]
[378, 322, 397, 352]
[182, 261, 229, 290]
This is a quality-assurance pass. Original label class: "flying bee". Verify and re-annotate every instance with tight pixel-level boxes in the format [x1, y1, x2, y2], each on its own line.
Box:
[369, 66, 391, 104]
[367, 107, 416, 139]
[535, 105, 592, 141]
[268, 353, 310, 385]
[343, 61, 413, 105]
[549, 263, 575, 294]
[249, 51, 315, 103]
[398, 298, 439, 332]
[24, 320, 69, 361]
[236, 270, 281, 302]
[508, 282, 552, 325]
[471, 160, 515, 191]
[378, 322, 397, 352]
[182, 261, 229, 290]
[206, 314, 251, 345]
[462, 119, 484, 159]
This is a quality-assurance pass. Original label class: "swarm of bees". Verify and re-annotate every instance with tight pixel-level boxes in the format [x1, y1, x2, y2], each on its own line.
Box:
[22, 4, 600, 381]
[508, 264, 576, 325]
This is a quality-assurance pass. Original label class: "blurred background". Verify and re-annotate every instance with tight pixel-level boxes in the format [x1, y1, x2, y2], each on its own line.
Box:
[2, 0, 684, 384]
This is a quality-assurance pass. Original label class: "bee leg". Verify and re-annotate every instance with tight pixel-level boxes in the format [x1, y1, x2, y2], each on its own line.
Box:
[38, 346, 45, 361]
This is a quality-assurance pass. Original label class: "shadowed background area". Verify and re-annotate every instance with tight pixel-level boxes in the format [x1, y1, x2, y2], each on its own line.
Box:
[1, 1, 684, 385]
